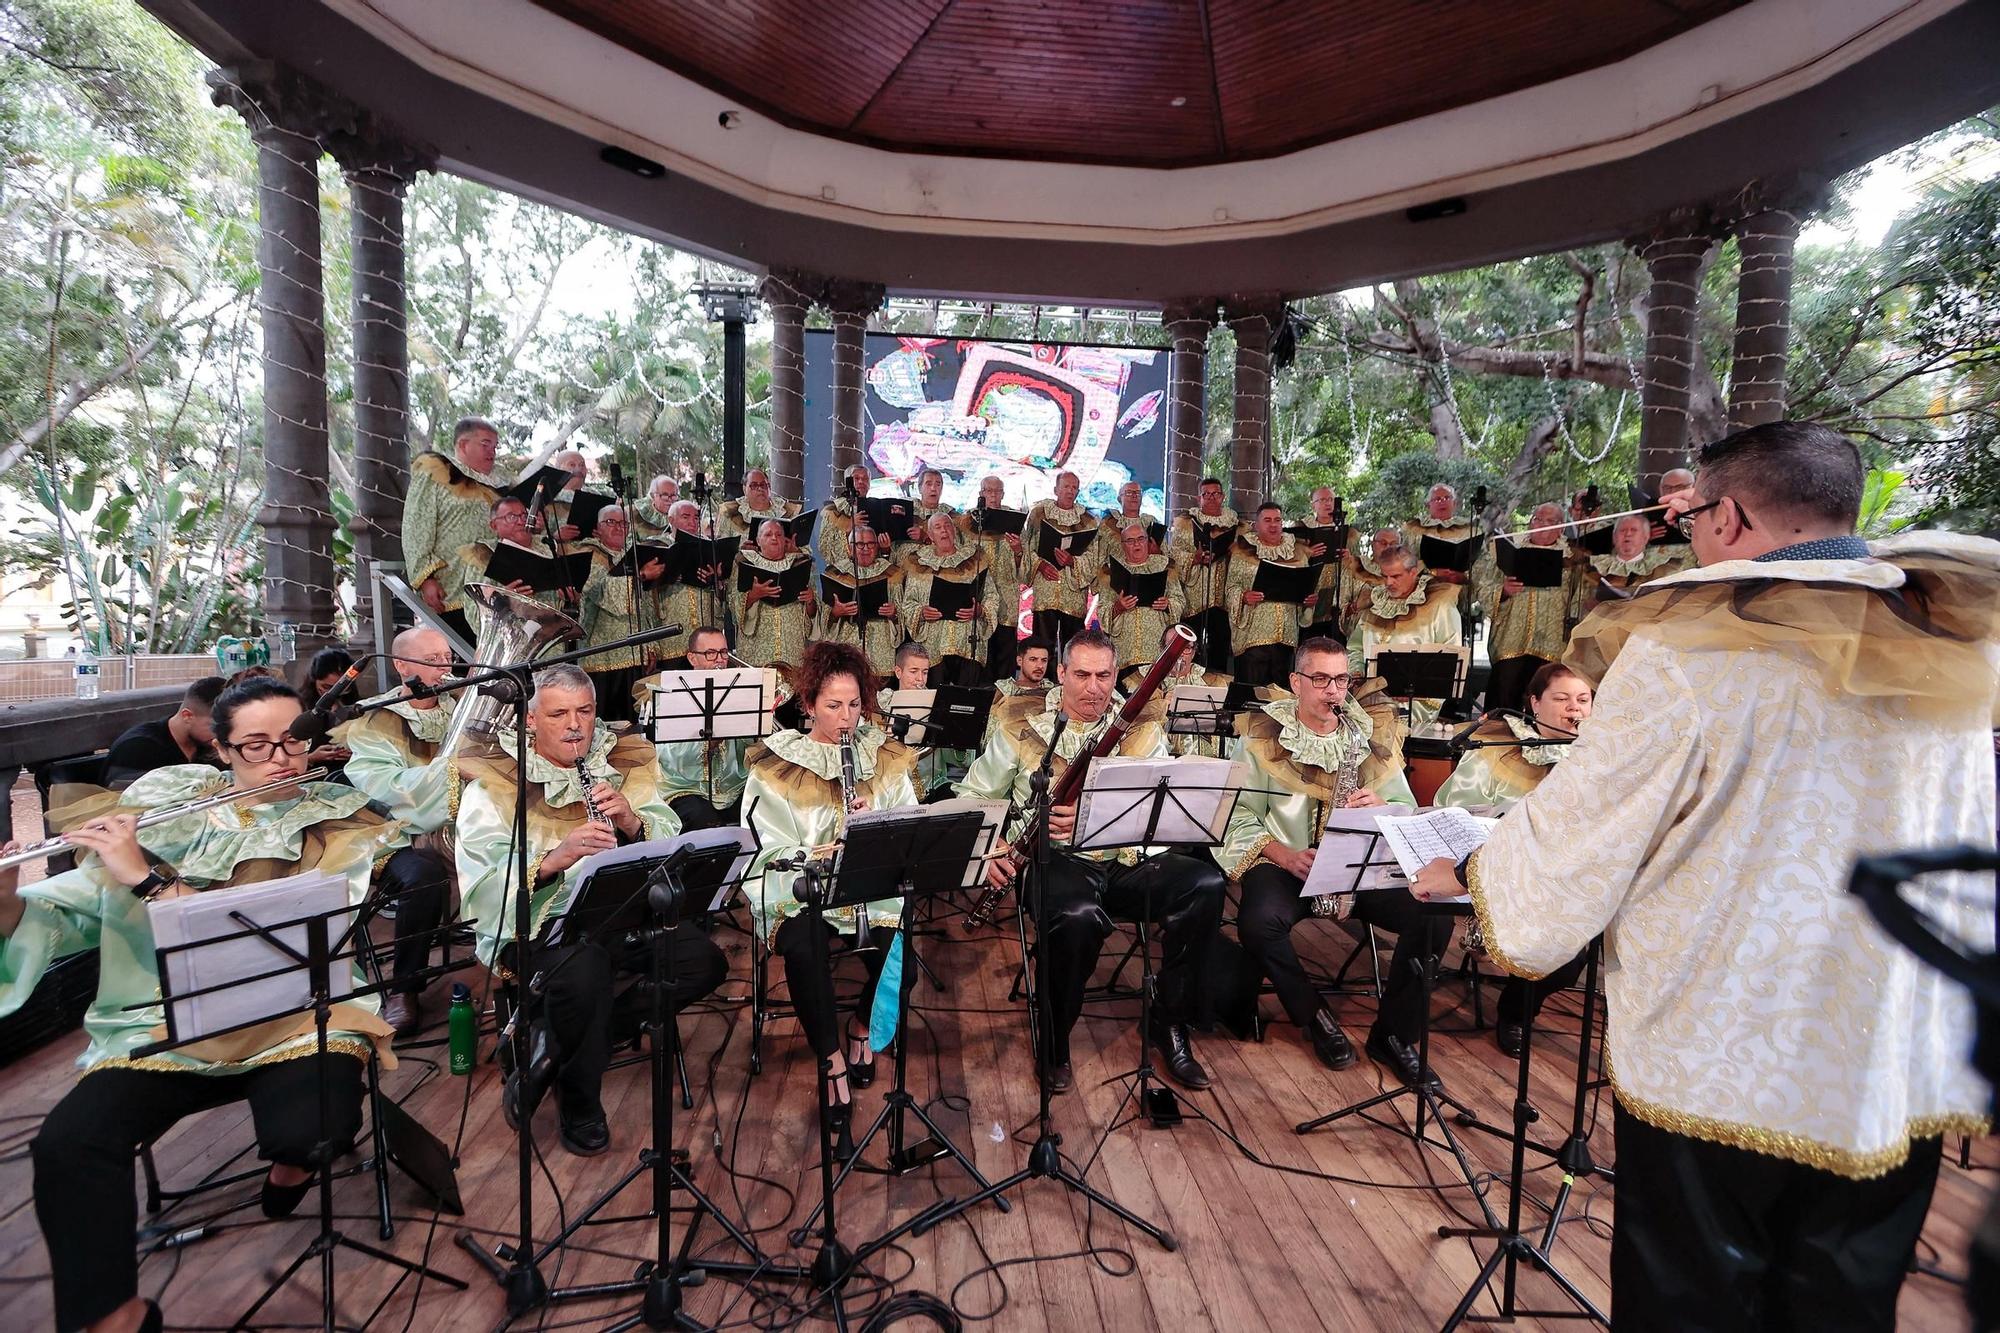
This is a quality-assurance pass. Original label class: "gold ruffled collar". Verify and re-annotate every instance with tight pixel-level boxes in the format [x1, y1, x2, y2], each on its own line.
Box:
[740, 549, 807, 574]
[1039, 500, 1090, 528]
[1245, 534, 1299, 562]
[1112, 552, 1169, 575]
[917, 542, 978, 572]
[1591, 548, 1674, 578]
[1369, 573, 1434, 619]
[1414, 511, 1465, 530]
[1186, 506, 1238, 529]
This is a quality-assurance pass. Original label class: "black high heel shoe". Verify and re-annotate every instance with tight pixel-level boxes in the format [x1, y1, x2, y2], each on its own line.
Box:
[260, 1168, 315, 1219]
[844, 1019, 876, 1090]
[822, 1069, 856, 1163]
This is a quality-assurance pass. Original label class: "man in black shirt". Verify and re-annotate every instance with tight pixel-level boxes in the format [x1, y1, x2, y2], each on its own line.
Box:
[102, 676, 226, 786]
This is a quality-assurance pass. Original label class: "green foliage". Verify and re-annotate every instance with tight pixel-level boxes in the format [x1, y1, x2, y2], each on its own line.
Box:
[1353, 453, 1499, 532]
[1857, 469, 1915, 537]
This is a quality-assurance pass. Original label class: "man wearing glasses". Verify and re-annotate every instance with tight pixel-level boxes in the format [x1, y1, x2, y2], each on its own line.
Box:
[1414, 421, 1999, 1332]
[1220, 639, 1444, 1079]
[335, 625, 458, 1034]
[650, 626, 754, 832]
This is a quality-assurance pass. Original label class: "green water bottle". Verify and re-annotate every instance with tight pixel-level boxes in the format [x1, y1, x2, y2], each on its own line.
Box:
[447, 983, 476, 1075]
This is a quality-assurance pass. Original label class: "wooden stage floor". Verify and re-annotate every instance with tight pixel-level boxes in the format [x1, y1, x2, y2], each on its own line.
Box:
[0, 912, 1988, 1331]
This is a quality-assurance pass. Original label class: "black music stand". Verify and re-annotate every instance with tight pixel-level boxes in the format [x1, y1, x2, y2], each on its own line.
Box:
[782, 806, 1001, 1324]
[648, 666, 774, 809]
[1070, 759, 1242, 1129]
[525, 831, 807, 1329]
[1435, 932, 1610, 1330]
[1369, 645, 1469, 729]
[142, 881, 468, 1331]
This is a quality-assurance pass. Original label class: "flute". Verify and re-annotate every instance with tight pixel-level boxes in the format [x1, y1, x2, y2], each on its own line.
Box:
[0, 768, 330, 872]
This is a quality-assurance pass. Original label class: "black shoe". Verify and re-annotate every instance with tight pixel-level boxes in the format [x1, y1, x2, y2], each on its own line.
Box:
[1308, 1010, 1356, 1071]
[1496, 1022, 1525, 1058]
[845, 1022, 876, 1090]
[1042, 1060, 1074, 1094]
[1366, 1032, 1441, 1093]
[138, 1299, 163, 1333]
[260, 1169, 315, 1219]
[1150, 1015, 1210, 1091]
[382, 991, 421, 1038]
[558, 1105, 611, 1157]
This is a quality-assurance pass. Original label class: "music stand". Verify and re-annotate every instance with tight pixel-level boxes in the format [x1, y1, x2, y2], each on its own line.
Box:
[1070, 757, 1243, 1128]
[527, 831, 808, 1329]
[142, 872, 468, 1331]
[1368, 644, 1469, 727]
[647, 667, 776, 809]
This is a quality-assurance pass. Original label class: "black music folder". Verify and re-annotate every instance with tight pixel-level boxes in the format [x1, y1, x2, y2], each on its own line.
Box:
[970, 504, 1027, 536]
[1035, 522, 1093, 564]
[861, 495, 915, 538]
[1249, 559, 1319, 604]
[736, 558, 813, 606]
[926, 574, 981, 618]
[613, 541, 674, 579]
[1108, 562, 1168, 605]
[1194, 522, 1237, 558]
[564, 489, 616, 538]
[822, 572, 892, 619]
[1418, 533, 1478, 573]
[1494, 539, 1566, 589]
[1287, 522, 1347, 566]
[1578, 524, 1615, 557]
[665, 535, 738, 586]
[482, 540, 593, 594]
[505, 465, 571, 515]
[784, 506, 820, 547]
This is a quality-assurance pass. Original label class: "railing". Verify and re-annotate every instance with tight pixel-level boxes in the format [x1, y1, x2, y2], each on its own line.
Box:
[0, 655, 220, 703]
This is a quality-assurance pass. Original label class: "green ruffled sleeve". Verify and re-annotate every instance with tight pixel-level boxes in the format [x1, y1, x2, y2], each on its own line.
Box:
[1218, 734, 1276, 879]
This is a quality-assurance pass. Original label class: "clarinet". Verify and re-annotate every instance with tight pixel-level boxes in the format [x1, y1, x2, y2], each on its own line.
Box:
[961, 623, 1195, 930]
[575, 756, 609, 825]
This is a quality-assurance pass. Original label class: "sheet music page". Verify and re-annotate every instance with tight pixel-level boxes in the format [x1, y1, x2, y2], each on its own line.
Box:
[567, 829, 758, 920]
[883, 688, 939, 746]
[1374, 807, 1497, 885]
[1074, 757, 1240, 849]
[149, 869, 354, 1040]
[647, 667, 775, 741]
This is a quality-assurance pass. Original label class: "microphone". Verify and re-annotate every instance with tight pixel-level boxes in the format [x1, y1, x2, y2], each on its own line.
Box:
[288, 656, 370, 741]
[1471, 485, 1489, 513]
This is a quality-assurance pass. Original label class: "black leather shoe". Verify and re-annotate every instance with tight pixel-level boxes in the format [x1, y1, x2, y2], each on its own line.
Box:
[1042, 1060, 1074, 1094]
[382, 991, 421, 1038]
[260, 1169, 315, 1219]
[558, 1105, 611, 1157]
[1496, 1022, 1526, 1058]
[1150, 1016, 1211, 1091]
[1309, 1010, 1356, 1071]
[1366, 1032, 1441, 1093]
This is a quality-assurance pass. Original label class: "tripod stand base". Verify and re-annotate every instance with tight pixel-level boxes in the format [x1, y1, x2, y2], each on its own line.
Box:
[1433, 1231, 1608, 1328]
[908, 1133, 1179, 1253]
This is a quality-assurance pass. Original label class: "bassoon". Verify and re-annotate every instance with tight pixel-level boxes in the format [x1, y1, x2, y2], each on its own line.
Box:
[961, 623, 1196, 930]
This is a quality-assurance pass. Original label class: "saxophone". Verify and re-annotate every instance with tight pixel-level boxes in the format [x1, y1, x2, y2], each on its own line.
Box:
[1311, 716, 1366, 919]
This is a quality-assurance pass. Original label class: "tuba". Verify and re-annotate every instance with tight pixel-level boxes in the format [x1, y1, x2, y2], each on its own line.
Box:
[434, 581, 583, 759]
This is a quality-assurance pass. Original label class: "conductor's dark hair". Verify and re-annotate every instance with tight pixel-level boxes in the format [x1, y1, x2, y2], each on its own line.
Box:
[452, 416, 497, 442]
[180, 675, 226, 712]
[1059, 628, 1117, 668]
[1695, 421, 1864, 530]
[212, 676, 302, 747]
[795, 640, 874, 707]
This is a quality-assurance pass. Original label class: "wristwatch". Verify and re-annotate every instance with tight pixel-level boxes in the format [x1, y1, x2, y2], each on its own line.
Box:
[131, 864, 181, 902]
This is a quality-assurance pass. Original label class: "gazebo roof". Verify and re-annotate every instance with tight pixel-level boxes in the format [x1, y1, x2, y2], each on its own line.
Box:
[146, 0, 2000, 304]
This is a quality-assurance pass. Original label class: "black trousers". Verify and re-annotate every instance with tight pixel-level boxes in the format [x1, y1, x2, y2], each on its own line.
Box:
[1496, 951, 1588, 1026]
[34, 1054, 365, 1330]
[670, 792, 743, 833]
[1181, 607, 1230, 671]
[1233, 643, 1293, 688]
[376, 845, 450, 994]
[588, 666, 642, 723]
[440, 607, 474, 648]
[1611, 1102, 1943, 1332]
[1485, 653, 1549, 714]
[1033, 852, 1224, 1062]
[516, 924, 726, 1114]
[986, 626, 1017, 683]
[1236, 864, 1454, 1046]
[773, 917, 899, 1062]
[927, 656, 984, 689]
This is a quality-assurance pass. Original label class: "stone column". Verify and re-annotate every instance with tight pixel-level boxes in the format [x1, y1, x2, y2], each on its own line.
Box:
[760, 269, 814, 505]
[328, 122, 434, 646]
[823, 279, 884, 491]
[1630, 217, 1716, 486]
[1162, 300, 1216, 516]
[209, 62, 351, 655]
[1226, 298, 1285, 515]
[1727, 184, 1816, 431]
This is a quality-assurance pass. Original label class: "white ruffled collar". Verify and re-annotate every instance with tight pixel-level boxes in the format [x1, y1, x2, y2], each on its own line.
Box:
[764, 722, 891, 781]
[917, 542, 979, 572]
[827, 548, 893, 578]
[1369, 573, 1434, 618]
[1506, 713, 1566, 767]
[1414, 511, 1465, 530]
[740, 548, 806, 574]
[1039, 500, 1090, 527]
[1112, 551, 1169, 575]
[1186, 505, 1238, 529]
[1262, 696, 1372, 769]
[1245, 534, 1299, 562]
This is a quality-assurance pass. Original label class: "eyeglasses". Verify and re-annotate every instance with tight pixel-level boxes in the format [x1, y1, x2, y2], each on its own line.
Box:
[1292, 672, 1352, 691]
[224, 735, 313, 762]
[687, 647, 729, 661]
[1673, 497, 1756, 537]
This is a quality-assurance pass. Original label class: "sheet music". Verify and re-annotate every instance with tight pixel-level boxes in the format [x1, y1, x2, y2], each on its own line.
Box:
[1074, 756, 1243, 850]
[647, 667, 775, 742]
[564, 829, 759, 924]
[1301, 828, 1404, 897]
[1374, 807, 1497, 882]
[149, 869, 355, 1040]
[883, 688, 938, 746]
[1166, 684, 1228, 736]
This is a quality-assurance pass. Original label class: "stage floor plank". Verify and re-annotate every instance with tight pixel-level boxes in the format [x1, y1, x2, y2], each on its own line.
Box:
[0, 914, 1986, 1331]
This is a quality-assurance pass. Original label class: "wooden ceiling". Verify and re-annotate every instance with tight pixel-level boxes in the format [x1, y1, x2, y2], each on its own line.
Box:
[529, 0, 1749, 167]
